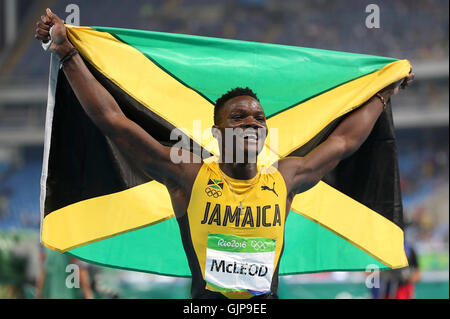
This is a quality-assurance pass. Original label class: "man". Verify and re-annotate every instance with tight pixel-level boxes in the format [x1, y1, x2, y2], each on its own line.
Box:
[35, 247, 94, 299]
[35, 8, 414, 299]
[371, 242, 421, 299]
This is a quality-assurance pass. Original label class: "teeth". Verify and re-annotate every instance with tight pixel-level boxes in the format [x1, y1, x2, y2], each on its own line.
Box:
[241, 132, 258, 139]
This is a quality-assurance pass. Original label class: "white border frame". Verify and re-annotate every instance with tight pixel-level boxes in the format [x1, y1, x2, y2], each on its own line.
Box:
[39, 53, 59, 242]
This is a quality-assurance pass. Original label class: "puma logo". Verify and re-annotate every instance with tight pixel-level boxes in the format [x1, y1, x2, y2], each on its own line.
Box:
[261, 182, 278, 197]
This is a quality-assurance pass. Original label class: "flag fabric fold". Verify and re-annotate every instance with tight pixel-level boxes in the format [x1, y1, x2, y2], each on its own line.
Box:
[40, 25, 410, 277]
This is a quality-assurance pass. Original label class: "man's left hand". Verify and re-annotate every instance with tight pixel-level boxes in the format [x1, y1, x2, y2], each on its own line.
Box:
[378, 69, 415, 101]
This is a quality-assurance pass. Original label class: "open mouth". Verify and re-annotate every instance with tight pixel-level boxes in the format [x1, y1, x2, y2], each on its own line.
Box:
[240, 130, 258, 141]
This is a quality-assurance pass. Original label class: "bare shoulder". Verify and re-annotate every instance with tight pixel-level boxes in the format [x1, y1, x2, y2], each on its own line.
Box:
[275, 157, 304, 179]
[274, 157, 311, 196]
[165, 148, 204, 218]
[167, 147, 204, 191]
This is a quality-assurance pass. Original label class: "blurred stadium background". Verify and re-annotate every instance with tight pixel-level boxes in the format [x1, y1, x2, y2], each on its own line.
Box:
[0, 0, 448, 299]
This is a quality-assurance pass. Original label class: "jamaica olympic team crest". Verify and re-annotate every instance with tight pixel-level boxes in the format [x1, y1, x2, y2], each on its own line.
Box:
[205, 179, 224, 198]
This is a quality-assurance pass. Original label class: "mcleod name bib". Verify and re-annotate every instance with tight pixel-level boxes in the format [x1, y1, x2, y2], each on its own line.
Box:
[205, 234, 276, 294]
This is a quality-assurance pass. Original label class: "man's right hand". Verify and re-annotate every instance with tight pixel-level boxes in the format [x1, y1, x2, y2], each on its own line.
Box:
[35, 8, 73, 56]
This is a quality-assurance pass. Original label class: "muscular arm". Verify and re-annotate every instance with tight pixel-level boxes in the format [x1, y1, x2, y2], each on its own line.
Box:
[59, 47, 184, 184]
[36, 9, 200, 189]
[279, 75, 413, 196]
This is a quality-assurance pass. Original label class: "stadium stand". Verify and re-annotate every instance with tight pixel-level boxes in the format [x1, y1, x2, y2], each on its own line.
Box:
[0, 147, 42, 230]
[1, 0, 448, 84]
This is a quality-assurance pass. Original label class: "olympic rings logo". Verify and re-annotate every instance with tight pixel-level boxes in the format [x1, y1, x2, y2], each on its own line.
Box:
[205, 187, 222, 198]
[251, 240, 268, 251]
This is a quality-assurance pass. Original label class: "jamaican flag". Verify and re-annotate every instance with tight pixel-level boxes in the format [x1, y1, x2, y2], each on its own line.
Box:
[40, 25, 410, 276]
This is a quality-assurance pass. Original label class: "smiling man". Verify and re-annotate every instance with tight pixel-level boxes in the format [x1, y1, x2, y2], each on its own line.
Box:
[35, 8, 414, 299]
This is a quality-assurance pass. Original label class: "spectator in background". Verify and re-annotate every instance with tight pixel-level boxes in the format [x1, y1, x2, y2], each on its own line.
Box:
[371, 242, 421, 299]
[0, 194, 8, 220]
[35, 247, 94, 299]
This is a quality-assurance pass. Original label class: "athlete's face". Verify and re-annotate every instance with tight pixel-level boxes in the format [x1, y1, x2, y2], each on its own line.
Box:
[213, 96, 268, 163]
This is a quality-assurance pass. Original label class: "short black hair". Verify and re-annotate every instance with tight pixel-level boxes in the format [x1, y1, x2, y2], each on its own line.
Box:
[214, 87, 260, 125]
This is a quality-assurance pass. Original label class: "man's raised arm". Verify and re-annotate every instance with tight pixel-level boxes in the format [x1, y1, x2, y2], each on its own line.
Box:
[35, 9, 199, 188]
[278, 73, 414, 196]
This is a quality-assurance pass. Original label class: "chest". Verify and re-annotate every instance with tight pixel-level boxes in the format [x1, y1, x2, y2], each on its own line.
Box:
[187, 175, 287, 261]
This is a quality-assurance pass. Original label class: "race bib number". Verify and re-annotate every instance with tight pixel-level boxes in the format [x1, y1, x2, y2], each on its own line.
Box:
[205, 233, 276, 295]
